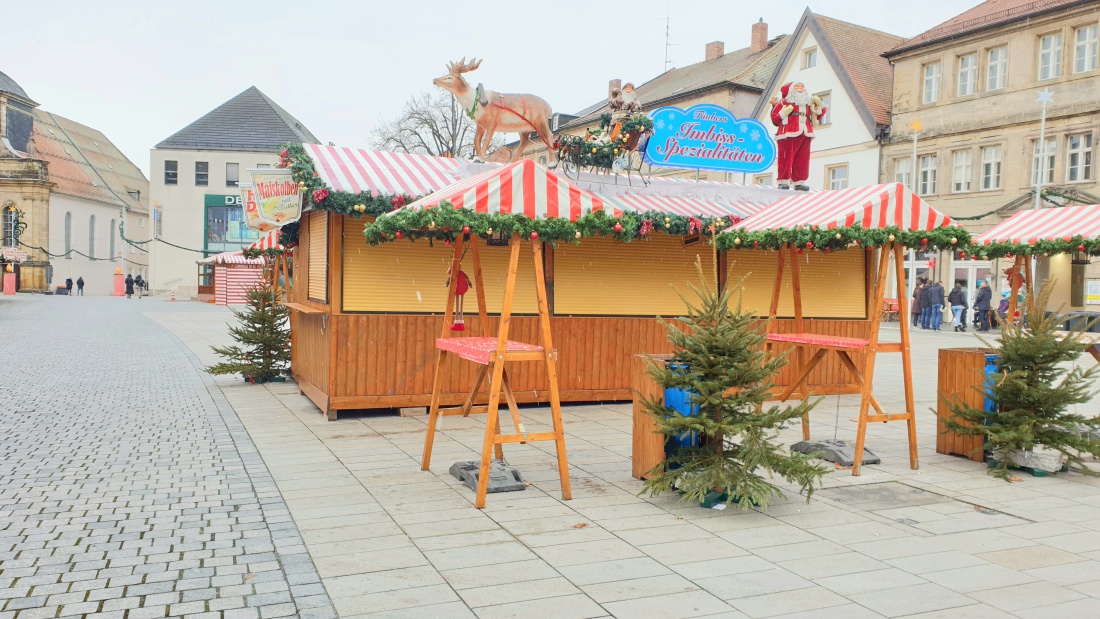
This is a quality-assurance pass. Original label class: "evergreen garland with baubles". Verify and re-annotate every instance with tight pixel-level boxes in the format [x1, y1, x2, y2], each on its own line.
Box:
[640, 259, 829, 509]
[943, 281, 1100, 480]
[207, 281, 291, 383]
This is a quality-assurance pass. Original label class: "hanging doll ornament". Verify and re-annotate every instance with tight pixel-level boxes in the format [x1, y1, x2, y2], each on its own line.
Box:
[446, 266, 472, 331]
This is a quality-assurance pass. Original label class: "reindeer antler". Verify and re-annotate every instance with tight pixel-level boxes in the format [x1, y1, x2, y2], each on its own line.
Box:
[446, 57, 483, 75]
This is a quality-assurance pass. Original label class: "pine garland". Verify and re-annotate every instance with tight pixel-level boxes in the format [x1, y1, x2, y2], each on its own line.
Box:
[716, 225, 970, 253]
[968, 238, 1100, 260]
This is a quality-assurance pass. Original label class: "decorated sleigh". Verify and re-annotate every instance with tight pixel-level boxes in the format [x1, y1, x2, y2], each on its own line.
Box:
[555, 113, 654, 183]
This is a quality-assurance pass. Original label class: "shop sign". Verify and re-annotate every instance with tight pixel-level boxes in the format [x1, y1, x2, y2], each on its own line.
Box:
[644, 104, 776, 174]
[204, 194, 242, 207]
[238, 184, 278, 232]
[1, 247, 29, 262]
[1087, 280, 1100, 305]
[249, 168, 302, 225]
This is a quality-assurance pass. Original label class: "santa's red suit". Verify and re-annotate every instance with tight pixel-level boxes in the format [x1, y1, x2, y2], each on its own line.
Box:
[770, 82, 826, 188]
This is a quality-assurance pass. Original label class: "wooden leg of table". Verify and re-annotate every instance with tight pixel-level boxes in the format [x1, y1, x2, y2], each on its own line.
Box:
[531, 240, 571, 501]
[836, 351, 886, 416]
[775, 348, 826, 441]
[1090, 345, 1100, 364]
[422, 350, 448, 471]
[500, 369, 526, 438]
[893, 243, 918, 471]
[461, 365, 490, 417]
[476, 357, 507, 509]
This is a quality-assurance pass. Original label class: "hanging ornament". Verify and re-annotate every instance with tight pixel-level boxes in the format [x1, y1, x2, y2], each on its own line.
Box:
[428, 220, 436, 230]
[447, 268, 471, 332]
[639, 220, 654, 237]
[887, 234, 895, 242]
[311, 188, 329, 203]
[959, 252, 967, 259]
[835, 233, 842, 240]
[797, 248, 805, 254]
[753, 241, 759, 248]
[395, 231, 404, 240]
[462, 225, 471, 234]
[921, 237, 929, 245]
[1079, 244, 1087, 251]
[444, 239, 451, 245]
[950, 237, 958, 245]
[575, 230, 582, 239]
[805, 241, 814, 249]
[391, 195, 406, 209]
[688, 217, 703, 235]
[613, 223, 622, 233]
[734, 237, 742, 246]
[530, 231, 539, 240]
[487, 227, 493, 235]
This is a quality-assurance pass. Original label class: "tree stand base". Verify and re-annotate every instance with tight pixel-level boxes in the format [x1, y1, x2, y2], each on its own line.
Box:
[791, 439, 881, 467]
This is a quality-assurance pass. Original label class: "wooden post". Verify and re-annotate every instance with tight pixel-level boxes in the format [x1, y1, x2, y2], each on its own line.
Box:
[787, 243, 808, 439]
[894, 243, 919, 470]
[532, 239, 572, 501]
[421, 235, 466, 471]
[767, 245, 787, 326]
[469, 234, 491, 336]
[852, 243, 891, 476]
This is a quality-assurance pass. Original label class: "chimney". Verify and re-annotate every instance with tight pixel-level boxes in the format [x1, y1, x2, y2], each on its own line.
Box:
[608, 78, 622, 98]
[705, 41, 725, 61]
[751, 18, 768, 52]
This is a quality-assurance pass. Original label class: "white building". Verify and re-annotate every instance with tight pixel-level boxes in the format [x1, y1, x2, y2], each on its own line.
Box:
[149, 87, 317, 296]
[750, 9, 904, 190]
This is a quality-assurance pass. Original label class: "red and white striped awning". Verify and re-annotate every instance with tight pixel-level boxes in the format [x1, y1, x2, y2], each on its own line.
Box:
[247, 230, 283, 251]
[735, 183, 955, 232]
[975, 204, 1100, 245]
[602, 193, 757, 220]
[303, 144, 462, 196]
[396, 159, 608, 221]
[198, 251, 265, 265]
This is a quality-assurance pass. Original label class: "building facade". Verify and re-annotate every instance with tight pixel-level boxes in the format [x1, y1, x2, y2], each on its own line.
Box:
[882, 0, 1100, 307]
[751, 10, 903, 190]
[149, 87, 317, 296]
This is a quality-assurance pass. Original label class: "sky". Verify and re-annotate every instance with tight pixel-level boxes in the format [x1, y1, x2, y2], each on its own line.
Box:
[3, 0, 970, 176]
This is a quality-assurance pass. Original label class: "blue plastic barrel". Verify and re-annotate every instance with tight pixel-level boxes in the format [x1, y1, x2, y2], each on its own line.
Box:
[664, 363, 700, 450]
[983, 354, 998, 414]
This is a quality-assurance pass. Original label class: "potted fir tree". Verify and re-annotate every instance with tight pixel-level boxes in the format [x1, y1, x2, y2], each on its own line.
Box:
[207, 280, 291, 383]
[639, 261, 829, 510]
[944, 281, 1100, 479]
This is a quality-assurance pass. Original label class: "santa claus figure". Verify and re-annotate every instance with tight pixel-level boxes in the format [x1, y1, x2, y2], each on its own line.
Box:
[770, 82, 826, 191]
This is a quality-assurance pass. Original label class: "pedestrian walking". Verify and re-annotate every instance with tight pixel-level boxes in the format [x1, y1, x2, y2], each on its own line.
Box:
[996, 292, 1011, 328]
[125, 274, 134, 299]
[948, 282, 967, 331]
[76, 276, 84, 296]
[928, 280, 946, 331]
[911, 280, 925, 328]
[974, 282, 992, 332]
[134, 274, 145, 299]
[920, 279, 935, 329]
[65, 277, 73, 297]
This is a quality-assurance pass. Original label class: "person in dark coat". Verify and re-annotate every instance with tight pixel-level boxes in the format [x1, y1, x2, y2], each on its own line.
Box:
[124, 274, 134, 299]
[974, 282, 993, 332]
[927, 280, 946, 331]
[920, 280, 936, 329]
[65, 277, 73, 296]
[948, 282, 967, 331]
[911, 279, 925, 328]
[76, 276, 85, 296]
[134, 274, 145, 298]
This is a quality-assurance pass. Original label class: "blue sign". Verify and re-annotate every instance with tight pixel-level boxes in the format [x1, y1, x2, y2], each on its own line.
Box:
[644, 104, 776, 174]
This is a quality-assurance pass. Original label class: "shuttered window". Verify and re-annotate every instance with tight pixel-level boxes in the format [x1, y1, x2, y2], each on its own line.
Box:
[342, 219, 537, 314]
[307, 211, 328, 302]
[725, 249, 866, 318]
[554, 235, 715, 316]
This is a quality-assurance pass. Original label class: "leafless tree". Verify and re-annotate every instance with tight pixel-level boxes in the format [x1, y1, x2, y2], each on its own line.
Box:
[370, 91, 502, 159]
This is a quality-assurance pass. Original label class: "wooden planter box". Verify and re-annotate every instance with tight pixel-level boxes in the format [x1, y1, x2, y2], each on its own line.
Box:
[936, 347, 995, 462]
[632, 354, 672, 479]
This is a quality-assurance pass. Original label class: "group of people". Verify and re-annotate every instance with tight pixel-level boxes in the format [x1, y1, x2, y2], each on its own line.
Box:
[62, 274, 147, 298]
[63, 277, 85, 296]
[911, 279, 1008, 333]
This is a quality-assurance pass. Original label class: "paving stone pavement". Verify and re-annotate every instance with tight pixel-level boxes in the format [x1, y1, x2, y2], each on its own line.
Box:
[0, 295, 336, 619]
[8, 293, 1100, 619]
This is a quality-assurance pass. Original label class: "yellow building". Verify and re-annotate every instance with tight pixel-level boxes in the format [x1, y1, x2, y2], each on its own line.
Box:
[881, 0, 1100, 305]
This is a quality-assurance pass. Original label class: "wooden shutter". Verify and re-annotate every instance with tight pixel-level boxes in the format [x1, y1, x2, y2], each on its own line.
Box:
[342, 219, 538, 314]
[726, 249, 866, 318]
[554, 235, 715, 316]
[307, 211, 328, 302]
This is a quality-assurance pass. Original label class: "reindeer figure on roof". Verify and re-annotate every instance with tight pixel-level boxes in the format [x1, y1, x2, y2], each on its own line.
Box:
[433, 58, 557, 165]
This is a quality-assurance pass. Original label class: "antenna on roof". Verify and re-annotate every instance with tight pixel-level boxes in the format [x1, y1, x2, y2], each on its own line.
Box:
[658, 4, 682, 72]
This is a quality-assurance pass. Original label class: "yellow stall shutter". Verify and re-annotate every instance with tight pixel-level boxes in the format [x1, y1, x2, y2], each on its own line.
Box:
[555, 235, 715, 316]
[307, 211, 328, 303]
[726, 249, 866, 318]
[343, 220, 538, 314]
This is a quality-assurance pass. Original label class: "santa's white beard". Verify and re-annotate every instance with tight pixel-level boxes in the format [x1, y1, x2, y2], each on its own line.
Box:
[787, 89, 811, 107]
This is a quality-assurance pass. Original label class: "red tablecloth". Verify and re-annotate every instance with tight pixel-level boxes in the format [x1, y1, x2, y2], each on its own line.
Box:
[766, 333, 869, 350]
[436, 337, 544, 365]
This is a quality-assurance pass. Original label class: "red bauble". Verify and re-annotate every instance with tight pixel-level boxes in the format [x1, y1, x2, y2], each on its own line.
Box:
[753, 241, 759, 247]
[805, 242, 814, 249]
[391, 195, 406, 209]
[922, 238, 929, 245]
[444, 239, 451, 245]
[1079, 245, 1087, 251]
[395, 231, 404, 240]
[462, 225, 470, 234]
[959, 252, 966, 259]
[530, 231, 539, 240]
[797, 249, 805, 254]
[613, 223, 623, 233]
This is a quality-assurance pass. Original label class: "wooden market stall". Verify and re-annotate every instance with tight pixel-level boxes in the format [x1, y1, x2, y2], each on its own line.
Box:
[974, 203, 1100, 328]
[196, 251, 266, 306]
[727, 183, 967, 475]
[285, 145, 877, 420]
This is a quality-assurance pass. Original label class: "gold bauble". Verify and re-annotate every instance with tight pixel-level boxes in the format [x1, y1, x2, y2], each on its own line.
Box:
[575, 230, 582, 239]
[734, 237, 742, 245]
[887, 234, 896, 242]
[950, 237, 958, 245]
[835, 233, 842, 240]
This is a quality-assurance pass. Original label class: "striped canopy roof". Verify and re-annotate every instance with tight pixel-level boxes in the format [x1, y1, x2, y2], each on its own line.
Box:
[247, 230, 283, 251]
[197, 251, 265, 265]
[303, 144, 462, 196]
[975, 204, 1100, 245]
[396, 159, 608, 222]
[602, 193, 756, 220]
[735, 183, 955, 232]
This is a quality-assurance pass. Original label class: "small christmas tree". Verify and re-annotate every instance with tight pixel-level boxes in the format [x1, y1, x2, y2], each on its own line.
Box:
[641, 260, 829, 510]
[208, 281, 291, 383]
[944, 281, 1100, 480]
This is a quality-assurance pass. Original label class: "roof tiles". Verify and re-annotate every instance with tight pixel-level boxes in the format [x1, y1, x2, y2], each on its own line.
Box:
[814, 15, 905, 127]
[888, 0, 1087, 55]
[156, 86, 318, 153]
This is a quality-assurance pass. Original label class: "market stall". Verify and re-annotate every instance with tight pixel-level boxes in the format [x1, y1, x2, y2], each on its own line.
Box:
[721, 182, 969, 475]
[283, 144, 875, 419]
[196, 251, 266, 306]
[973, 203, 1100, 328]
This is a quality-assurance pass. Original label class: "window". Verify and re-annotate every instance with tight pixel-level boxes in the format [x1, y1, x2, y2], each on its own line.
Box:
[1, 206, 15, 247]
[226, 162, 240, 187]
[957, 53, 978, 96]
[753, 174, 773, 186]
[195, 161, 209, 186]
[1039, 32, 1063, 80]
[255, 163, 271, 169]
[918, 155, 937, 195]
[922, 62, 941, 104]
[109, 218, 116, 260]
[1067, 133, 1093, 182]
[1075, 25, 1098, 73]
[64, 212, 72, 258]
[803, 48, 817, 68]
[88, 215, 96, 259]
[980, 146, 1002, 190]
[827, 165, 849, 190]
[952, 150, 972, 192]
[1032, 137, 1056, 185]
[164, 160, 177, 185]
[987, 46, 1008, 90]
[815, 92, 831, 126]
[894, 158, 912, 187]
[539, 156, 547, 165]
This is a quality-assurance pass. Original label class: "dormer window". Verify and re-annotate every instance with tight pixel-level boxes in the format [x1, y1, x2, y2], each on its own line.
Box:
[802, 48, 817, 69]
